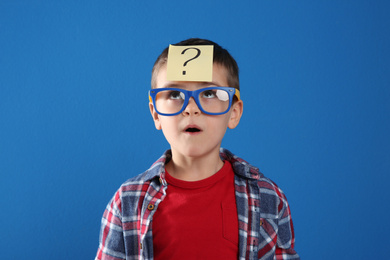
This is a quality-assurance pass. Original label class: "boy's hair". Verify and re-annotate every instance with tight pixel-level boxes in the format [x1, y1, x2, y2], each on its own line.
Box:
[151, 38, 239, 90]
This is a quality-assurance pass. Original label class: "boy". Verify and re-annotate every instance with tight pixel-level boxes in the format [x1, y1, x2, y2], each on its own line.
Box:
[96, 38, 299, 260]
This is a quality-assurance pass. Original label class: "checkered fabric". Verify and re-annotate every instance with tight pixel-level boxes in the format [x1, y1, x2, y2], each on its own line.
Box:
[96, 148, 299, 260]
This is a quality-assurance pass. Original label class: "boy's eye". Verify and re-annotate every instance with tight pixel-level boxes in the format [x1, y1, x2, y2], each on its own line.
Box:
[202, 90, 217, 98]
[168, 91, 185, 100]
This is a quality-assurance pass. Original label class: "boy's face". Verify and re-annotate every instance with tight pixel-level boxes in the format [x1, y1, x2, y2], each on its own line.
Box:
[149, 63, 243, 159]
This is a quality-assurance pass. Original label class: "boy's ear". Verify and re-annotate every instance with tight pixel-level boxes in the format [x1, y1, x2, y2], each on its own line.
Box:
[228, 100, 243, 129]
[149, 102, 162, 130]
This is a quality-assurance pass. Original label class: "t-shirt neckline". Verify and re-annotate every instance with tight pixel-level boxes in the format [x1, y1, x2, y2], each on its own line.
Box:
[164, 161, 231, 189]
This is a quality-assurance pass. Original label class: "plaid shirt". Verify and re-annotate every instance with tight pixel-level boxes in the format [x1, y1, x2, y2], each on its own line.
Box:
[96, 148, 299, 260]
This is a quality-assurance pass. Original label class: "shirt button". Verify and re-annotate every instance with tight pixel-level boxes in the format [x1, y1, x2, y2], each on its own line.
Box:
[147, 204, 155, 210]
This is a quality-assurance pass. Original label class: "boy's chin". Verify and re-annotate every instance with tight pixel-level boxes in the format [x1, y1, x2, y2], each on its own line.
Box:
[171, 145, 221, 160]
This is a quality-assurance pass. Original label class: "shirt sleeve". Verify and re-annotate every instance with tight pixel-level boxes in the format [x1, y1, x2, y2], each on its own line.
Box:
[274, 188, 300, 260]
[95, 191, 126, 260]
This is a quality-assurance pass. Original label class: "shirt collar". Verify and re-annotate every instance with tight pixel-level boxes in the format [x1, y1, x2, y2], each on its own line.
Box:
[219, 147, 262, 180]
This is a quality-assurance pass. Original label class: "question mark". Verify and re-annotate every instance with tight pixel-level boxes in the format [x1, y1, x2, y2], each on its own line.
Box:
[181, 47, 201, 75]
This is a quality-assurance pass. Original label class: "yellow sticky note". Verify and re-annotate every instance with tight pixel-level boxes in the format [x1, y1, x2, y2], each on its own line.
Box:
[166, 45, 214, 82]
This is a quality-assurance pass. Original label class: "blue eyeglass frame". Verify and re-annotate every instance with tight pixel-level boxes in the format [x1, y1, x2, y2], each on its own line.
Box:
[149, 86, 240, 116]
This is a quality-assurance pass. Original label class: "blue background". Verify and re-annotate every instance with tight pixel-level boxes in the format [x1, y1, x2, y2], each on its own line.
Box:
[1, 1, 389, 259]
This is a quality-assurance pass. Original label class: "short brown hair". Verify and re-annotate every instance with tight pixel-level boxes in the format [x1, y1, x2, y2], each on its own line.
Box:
[151, 38, 239, 90]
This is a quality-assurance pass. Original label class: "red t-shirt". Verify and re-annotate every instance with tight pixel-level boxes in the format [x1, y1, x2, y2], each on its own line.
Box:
[152, 161, 239, 260]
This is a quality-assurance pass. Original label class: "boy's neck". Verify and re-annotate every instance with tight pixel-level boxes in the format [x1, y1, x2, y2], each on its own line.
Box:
[166, 150, 224, 182]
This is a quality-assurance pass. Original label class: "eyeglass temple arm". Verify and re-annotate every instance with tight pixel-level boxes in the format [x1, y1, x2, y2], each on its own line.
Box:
[235, 89, 241, 100]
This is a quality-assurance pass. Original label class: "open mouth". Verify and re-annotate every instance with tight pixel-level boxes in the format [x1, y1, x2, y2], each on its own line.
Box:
[185, 127, 201, 133]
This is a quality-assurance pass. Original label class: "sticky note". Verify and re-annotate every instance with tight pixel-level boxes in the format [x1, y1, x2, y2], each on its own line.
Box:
[166, 45, 214, 82]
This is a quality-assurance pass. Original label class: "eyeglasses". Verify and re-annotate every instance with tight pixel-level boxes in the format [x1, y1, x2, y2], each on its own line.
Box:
[149, 86, 240, 116]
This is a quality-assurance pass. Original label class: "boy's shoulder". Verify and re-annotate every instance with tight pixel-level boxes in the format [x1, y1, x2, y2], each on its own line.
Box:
[220, 147, 264, 180]
[221, 148, 289, 212]
[221, 148, 281, 183]
[117, 150, 171, 191]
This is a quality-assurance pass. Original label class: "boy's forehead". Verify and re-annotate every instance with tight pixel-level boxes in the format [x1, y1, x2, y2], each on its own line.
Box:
[166, 45, 214, 82]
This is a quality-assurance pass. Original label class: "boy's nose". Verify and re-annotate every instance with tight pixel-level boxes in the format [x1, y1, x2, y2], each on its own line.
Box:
[183, 97, 200, 116]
